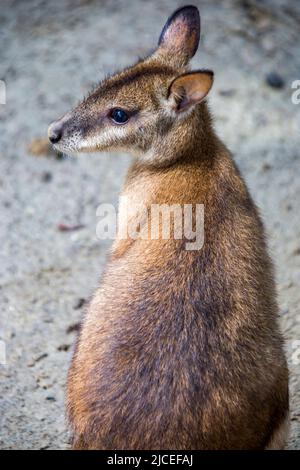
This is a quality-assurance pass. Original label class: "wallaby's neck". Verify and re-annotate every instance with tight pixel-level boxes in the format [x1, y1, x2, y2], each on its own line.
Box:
[114, 104, 222, 258]
[135, 102, 219, 170]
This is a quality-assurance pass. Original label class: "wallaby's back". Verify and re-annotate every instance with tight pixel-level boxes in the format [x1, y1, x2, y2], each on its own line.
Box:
[67, 147, 288, 449]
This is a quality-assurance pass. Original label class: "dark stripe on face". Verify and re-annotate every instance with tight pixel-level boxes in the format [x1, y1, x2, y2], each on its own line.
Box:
[88, 65, 175, 99]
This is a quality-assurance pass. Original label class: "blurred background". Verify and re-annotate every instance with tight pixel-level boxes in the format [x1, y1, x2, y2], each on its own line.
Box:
[0, 0, 299, 449]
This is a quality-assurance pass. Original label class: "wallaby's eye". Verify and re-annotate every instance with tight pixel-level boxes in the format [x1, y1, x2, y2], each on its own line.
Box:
[110, 108, 129, 124]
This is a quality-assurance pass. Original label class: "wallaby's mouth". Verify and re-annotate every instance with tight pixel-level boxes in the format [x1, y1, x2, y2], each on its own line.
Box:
[49, 135, 82, 156]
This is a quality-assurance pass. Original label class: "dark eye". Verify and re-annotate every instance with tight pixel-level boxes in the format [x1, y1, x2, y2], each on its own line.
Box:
[110, 108, 129, 124]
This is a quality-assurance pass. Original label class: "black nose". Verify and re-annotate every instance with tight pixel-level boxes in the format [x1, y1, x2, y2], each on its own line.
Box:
[49, 126, 62, 144]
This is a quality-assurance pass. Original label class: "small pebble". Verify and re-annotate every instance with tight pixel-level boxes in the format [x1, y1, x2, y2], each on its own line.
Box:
[262, 163, 272, 171]
[66, 322, 81, 334]
[41, 171, 52, 183]
[45, 396, 56, 402]
[57, 344, 70, 352]
[73, 298, 86, 310]
[265, 72, 285, 89]
[27, 353, 48, 367]
[219, 89, 236, 97]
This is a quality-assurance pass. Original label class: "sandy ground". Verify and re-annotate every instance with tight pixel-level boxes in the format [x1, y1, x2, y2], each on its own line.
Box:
[0, 0, 299, 449]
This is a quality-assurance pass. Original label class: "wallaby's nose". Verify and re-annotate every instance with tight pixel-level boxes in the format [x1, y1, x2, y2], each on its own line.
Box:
[48, 122, 63, 144]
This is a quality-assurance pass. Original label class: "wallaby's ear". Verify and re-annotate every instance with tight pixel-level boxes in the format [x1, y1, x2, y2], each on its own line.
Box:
[168, 70, 214, 113]
[157, 5, 200, 67]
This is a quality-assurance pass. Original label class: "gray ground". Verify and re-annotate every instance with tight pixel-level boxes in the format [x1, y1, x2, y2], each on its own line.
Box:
[0, 0, 299, 449]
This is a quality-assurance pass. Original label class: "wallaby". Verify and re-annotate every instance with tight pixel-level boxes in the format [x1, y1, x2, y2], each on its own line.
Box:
[48, 5, 289, 450]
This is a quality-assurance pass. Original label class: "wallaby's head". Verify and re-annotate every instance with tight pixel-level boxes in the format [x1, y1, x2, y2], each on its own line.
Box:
[48, 5, 214, 165]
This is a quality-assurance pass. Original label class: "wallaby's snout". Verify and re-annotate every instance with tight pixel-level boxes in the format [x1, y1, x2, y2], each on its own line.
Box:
[48, 112, 82, 153]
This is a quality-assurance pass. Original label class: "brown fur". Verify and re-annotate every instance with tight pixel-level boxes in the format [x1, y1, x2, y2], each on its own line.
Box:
[49, 6, 289, 449]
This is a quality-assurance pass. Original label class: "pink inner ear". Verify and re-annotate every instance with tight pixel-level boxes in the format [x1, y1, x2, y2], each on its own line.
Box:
[163, 20, 189, 48]
[189, 89, 207, 103]
[161, 19, 199, 59]
[157, 6, 200, 64]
